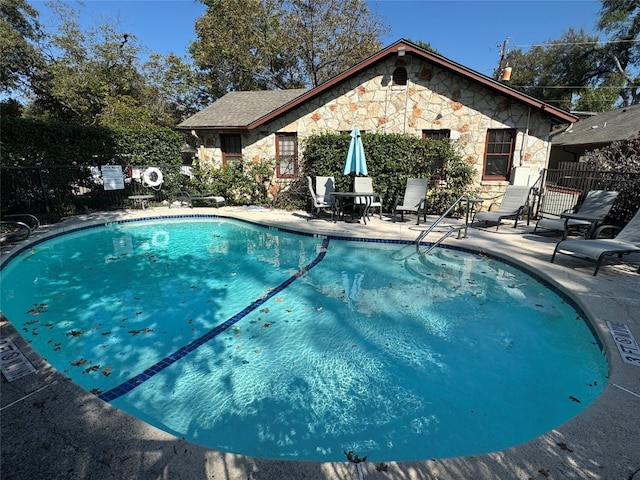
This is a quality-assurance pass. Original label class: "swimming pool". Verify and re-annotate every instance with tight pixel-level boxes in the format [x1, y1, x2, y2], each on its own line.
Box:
[0, 216, 608, 462]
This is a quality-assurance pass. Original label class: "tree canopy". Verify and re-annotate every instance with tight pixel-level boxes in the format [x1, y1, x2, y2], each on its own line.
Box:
[499, 0, 639, 111]
[190, 0, 388, 97]
[2, 0, 637, 131]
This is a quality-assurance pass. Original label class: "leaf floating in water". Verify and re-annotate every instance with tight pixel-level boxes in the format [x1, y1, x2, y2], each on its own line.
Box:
[135, 311, 143, 315]
[90, 388, 103, 395]
[569, 395, 581, 403]
[71, 358, 91, 367]
[67, 330, 87, 337]
[83, 365, 100, 374]
[101, 331, 111, 336]
[27, 303, 48, 315]
[260, 308, 269, 313]
[102, 366, 112, 377]
[53, 343, 61, 351]
[275, 297, 283, 302]
[25, 319, 39, 325]
[263, 323, 271, 328]
[128, 328, 153, 336]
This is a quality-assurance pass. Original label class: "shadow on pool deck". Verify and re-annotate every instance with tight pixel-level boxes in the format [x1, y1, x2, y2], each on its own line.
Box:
[2, 206, 640, 480]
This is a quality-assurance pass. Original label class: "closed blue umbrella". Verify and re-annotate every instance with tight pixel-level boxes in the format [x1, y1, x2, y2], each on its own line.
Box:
[343, 126, 368, 176]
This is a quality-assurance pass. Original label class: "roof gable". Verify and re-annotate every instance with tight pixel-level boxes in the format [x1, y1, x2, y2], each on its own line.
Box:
[552, 103, 640, 147]
[177, 39, 578, 131]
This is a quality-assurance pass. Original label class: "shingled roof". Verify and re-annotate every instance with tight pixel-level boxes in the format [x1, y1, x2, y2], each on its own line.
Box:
[177, 39, 577, 131]
[552, 103, 640, 147]
[177, 89, 308, 129]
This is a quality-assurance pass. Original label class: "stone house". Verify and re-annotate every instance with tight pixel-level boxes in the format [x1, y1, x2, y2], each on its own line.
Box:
[177, 39, 577, 196]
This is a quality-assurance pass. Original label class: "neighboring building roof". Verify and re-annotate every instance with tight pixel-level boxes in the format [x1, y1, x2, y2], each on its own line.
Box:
[552, 103, 640, 147]
[177, 39, 577, 131]
[177, 89, 308, 129]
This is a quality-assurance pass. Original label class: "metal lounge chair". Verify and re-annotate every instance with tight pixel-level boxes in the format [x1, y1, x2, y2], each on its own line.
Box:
[534, 190, 619, 239]
[474, 185, 531, 230]
[551, 207, 640, 276]
[353, 177, 383, 219]
[307, 175, 336, 218]
[392, 177, 428, 225]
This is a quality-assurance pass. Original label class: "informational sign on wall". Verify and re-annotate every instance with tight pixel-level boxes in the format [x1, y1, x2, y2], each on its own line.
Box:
[101, 165, 125, 190]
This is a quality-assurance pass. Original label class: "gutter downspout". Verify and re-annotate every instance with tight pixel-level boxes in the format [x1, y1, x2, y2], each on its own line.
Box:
[519, 107, 531, 166]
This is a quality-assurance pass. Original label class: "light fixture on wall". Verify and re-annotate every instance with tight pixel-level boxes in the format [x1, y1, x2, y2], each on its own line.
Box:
[397, 46, 406, 57]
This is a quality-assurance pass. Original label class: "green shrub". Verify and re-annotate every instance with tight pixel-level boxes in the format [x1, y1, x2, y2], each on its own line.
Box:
[298, 132, 477, 216]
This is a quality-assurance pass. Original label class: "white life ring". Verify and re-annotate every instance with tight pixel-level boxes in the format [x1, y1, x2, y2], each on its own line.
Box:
[142, 167, 163, 188]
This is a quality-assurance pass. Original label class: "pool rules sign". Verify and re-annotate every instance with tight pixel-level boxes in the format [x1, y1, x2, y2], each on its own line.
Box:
[101, 165, 125, 190]
[607, 321, 640, 367]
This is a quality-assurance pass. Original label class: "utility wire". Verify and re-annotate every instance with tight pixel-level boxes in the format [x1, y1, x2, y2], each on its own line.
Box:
[509, 39, 640, 48]
[511, 85, 638, 89]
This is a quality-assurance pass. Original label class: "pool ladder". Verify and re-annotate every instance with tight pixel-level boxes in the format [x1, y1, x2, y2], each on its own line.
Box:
[413, 195, 468, 255]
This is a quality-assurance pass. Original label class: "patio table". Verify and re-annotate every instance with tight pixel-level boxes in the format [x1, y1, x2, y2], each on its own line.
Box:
[128, 194, 154, 210]
[330, 192, 379, 225]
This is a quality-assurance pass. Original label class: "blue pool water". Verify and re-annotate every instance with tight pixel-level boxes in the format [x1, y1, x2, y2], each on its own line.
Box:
[0, 217, 608, 462]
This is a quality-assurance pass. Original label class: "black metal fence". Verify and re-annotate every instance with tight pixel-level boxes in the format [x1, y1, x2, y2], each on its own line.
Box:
[3, 162, 639, 226]
[534, 163, 640, 225]
[1, 164, 186, 220]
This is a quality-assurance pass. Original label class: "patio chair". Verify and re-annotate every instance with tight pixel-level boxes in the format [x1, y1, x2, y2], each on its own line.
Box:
[392, 177, 428, 225]
[551, 207, 640, 276]
[473, 185, 532, 230]
[534, 190, 619, 239]
[307, 175, 336, 218]
[353, 177, 383, 219]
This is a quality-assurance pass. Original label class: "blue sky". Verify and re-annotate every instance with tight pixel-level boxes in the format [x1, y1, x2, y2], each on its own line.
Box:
[35, 0, 603, 77]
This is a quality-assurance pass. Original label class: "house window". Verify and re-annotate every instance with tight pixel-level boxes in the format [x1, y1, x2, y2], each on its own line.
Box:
[392, 67, 407, 86]
[422, 129, 451, 141]
[221, 134, 242, 168]
[276, 133, 298, 178]
[483, 129, 516, 181]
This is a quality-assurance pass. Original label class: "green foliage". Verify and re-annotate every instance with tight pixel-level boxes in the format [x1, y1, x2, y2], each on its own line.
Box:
[192, 0, 387, 94]
[184, 157, 276, 205]
[297, 132, 477, 216]
[584, 134, 640, 225]
[0, 0, 44, 93]
[0, 117, 182, 167]
[504, 2, 640, 109]
[0, 116, 184, 217]
[0, 117, 117, 165]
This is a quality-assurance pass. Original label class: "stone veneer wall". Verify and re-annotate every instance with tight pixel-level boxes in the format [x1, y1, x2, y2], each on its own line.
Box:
[197, 56, 554, 198]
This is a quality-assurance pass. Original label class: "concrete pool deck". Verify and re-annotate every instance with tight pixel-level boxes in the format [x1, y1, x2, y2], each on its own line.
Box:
[1, 206, 639, 480]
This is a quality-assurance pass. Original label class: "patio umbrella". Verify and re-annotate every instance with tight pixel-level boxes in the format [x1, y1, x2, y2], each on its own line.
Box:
[343, 126, 368, 176]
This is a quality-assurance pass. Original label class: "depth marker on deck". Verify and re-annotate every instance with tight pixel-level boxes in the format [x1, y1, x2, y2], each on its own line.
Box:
[607, 321, 640, 367]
